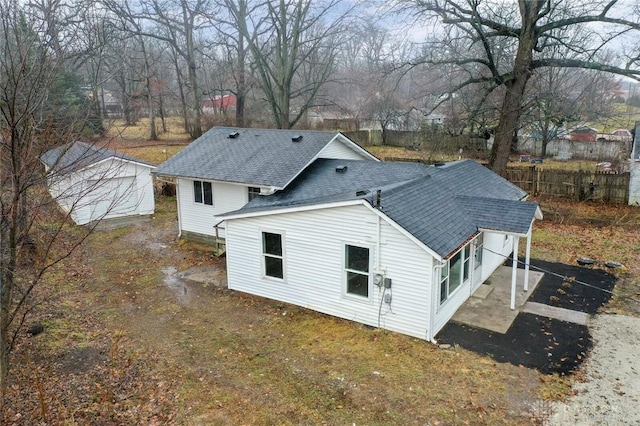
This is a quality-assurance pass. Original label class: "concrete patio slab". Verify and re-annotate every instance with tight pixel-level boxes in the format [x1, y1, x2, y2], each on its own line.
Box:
[451, 266, 545, 334]
[521, 301, 589, 325]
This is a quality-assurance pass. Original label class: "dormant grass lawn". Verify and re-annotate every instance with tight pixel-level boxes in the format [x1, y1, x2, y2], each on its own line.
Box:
[7, 122, 638, 424]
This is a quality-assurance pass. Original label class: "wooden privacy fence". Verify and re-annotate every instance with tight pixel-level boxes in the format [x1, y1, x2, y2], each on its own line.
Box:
[505, 166, 630, 204]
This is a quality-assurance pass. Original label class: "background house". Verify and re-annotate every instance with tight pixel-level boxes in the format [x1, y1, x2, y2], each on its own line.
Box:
[152, 127, 377, 248]
[202, 94, 237, 116]
[42, 141, 156, 225]
[569, 125, 599, 142]
[220, 159, 541, 342]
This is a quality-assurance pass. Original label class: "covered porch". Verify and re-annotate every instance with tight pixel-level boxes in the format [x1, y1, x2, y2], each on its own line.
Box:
[451, 265, 545, 333]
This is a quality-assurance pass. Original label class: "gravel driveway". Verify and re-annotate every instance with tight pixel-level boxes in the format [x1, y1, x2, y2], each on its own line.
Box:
[549, 314, 640, 425]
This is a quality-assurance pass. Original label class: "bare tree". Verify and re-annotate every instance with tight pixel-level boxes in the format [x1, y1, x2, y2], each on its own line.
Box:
[0, 0, 118, 406]
[234, 0, 351, 129]
[214, 0, 260, 127]
[523, 65, 619, 156]
[404, 0, 640, 175]
[104, 0, 216, 138]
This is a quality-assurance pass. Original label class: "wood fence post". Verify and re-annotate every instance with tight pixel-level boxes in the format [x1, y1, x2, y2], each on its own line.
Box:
[529, 165, 535, 194]
[576, 170, 583, 201]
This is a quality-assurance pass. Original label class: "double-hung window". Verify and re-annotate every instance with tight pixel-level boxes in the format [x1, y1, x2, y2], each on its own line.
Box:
[344, 245, 370, 298]
[194, 180, 213, 205]
[440, 245, 471, 304]
[262, 232, 284, 279]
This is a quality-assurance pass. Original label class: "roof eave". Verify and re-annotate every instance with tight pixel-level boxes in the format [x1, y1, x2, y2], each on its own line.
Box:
[219, 199, 366, 221]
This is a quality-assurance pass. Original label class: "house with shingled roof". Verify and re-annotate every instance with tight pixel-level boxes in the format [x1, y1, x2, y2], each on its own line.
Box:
[218, 158, 541, 342]
[152, 127, 377, 248]
[155, 126, 542, 341]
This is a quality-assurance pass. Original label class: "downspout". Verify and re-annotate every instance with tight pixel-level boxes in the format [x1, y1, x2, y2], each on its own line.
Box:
[176, 181, 182, 237]
[376, 214, 381, 269]
[430, 261, 445, 344]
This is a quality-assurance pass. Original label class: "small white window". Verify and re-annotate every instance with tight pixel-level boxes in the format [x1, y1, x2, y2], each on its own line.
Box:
[262, 232, 284, 279]
[344, 244, 370, 298]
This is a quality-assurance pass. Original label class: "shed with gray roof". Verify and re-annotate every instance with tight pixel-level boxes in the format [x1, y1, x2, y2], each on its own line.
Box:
[42, 141, 155, 225]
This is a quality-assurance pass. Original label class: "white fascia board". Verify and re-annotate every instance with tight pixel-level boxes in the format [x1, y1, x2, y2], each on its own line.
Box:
[478, 227, 530, 238]
[220, 199, 365, 221]
[332, 133, 380, 161]
[70, 156, 154, 176]
[278, 133, 380, 191]
[361, 203, 443, 262]
[534, 205, 543, 220]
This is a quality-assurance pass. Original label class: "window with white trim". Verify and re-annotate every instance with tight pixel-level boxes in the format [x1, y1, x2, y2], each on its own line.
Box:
[440, 245, 471, 304]
[262, 232, 284, 279]
[344, 245, 370, 298]
[194, 180, 213, 205]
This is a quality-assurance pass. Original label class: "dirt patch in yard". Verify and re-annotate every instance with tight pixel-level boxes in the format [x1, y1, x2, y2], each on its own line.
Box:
[4, 197, 544, 425]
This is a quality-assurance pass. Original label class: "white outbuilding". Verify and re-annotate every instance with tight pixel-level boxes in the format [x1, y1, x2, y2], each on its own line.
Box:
[42, 141, 155, 225]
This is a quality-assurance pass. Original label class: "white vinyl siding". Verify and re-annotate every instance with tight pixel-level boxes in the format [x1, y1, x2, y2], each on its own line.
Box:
[630, 162, 640, 205]
[177, 179, 248, 239]
[47, 158, 155, 225]
[481, 232, 514, 283]
[226, 204, 433, 340]
[318, 139, 371, 160]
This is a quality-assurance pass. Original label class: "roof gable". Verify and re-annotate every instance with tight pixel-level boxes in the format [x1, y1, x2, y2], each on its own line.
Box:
[41, 141, 154, 175]
[153, 127, 375, 188]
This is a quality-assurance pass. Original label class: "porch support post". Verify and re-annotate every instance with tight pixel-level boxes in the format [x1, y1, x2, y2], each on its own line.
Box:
[524, 230, 532, 292]
[510, 236, 520, 310]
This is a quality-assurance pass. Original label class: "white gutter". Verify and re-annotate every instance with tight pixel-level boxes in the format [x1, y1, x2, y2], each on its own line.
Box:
[176, 181, 182, 237]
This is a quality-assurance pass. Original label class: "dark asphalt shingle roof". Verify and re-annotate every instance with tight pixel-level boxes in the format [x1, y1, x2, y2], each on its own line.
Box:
[41, 141, 153, 174]
[222, 159, 538, 258]
[152, 127, 371, 188]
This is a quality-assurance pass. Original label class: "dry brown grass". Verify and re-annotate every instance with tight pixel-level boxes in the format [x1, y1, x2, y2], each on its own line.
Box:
[7, 136, 640, 424]
[105, 117, 190, 142]
[6, 197, 546, 425]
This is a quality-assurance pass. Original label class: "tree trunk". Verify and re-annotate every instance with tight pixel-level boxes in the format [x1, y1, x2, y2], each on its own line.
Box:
[172, 53, 190, 136]
[158, 90, 167, 132]
[236, 29, 246, 128]
[1, 167, 20, 406]
[184, 13, 202, 139]
[489, 1, 543, 176]
[188, 59, 202, 138]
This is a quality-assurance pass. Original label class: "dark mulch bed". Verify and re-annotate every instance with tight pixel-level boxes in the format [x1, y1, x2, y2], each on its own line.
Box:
[438, 314, 591, 375]
[437, 260, 617, 375]
[528, 259, 616, 314]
